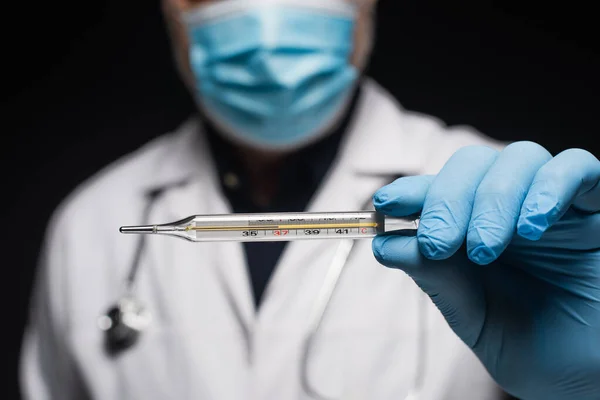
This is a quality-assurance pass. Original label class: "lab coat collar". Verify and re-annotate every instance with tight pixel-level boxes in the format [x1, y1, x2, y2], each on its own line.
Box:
[139, 118, 214, 193]
[340, 79, 436, 177]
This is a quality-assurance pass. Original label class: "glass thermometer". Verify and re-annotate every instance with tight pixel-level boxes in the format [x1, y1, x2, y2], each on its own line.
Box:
[119, 211, 419, 242]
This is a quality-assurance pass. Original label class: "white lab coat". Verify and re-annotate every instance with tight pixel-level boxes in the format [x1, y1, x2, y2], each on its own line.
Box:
[21, 79, 506, 400]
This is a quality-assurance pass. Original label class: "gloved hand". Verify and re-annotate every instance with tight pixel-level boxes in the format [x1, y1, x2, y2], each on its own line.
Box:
[372, 142, 600, 400]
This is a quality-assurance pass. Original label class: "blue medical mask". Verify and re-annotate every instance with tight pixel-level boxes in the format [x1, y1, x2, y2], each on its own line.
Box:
[183, 0, 359, 151]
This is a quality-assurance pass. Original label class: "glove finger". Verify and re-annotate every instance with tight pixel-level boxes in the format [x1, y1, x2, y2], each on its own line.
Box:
[467, 141, 552, 265]
[517, 148, 600, 241]
[373, 175, 435, 217]
[512, 209, 600, 251]
[417, 146, 499, 260]
[372, 234, 485, 347]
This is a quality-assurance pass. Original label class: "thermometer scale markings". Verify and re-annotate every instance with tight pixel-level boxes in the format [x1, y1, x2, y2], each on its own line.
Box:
[186, 222, 378, 232]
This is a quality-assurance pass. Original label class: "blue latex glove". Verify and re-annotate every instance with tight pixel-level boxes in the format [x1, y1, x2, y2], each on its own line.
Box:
[372, 142, 600, 400]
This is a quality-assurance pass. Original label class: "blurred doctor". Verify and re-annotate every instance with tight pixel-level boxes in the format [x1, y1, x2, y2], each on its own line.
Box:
[20, 0, 600, 399]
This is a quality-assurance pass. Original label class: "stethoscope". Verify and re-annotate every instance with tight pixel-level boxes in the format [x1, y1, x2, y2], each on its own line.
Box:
[301, 237, 427, 400]
[97, 183, 186, 355]
[97, 180, 428, 399]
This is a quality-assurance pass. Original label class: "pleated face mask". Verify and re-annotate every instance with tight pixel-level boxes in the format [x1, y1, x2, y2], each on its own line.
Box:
[183, 0, 358, 150]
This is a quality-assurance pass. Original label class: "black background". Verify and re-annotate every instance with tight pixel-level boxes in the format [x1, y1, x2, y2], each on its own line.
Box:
[3, 1, 598, 398]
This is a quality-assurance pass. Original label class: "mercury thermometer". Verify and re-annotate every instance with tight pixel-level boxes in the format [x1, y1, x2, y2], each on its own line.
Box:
[119, 211, 419, 242]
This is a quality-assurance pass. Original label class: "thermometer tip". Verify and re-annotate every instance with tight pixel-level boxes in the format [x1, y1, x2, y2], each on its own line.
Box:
[119, 225, 155, 234]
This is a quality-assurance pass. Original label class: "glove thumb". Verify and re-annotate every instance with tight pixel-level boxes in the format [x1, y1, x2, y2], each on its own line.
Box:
[372, 176, 486, 348]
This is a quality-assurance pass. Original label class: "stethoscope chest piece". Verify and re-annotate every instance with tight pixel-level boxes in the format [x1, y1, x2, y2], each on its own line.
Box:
[98, 297, 152, 356]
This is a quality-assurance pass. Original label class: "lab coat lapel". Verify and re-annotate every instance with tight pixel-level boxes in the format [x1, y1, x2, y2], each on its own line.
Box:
[145, 121, 256, 343]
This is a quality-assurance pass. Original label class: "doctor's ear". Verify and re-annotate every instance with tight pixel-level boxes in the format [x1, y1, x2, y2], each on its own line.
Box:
[163, 0, 215, 10]
[161, 0, 198, 92]
[352, 0, 378, 69]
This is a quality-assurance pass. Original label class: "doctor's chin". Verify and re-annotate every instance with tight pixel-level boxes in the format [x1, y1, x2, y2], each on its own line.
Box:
[16, 0, 600, 400]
